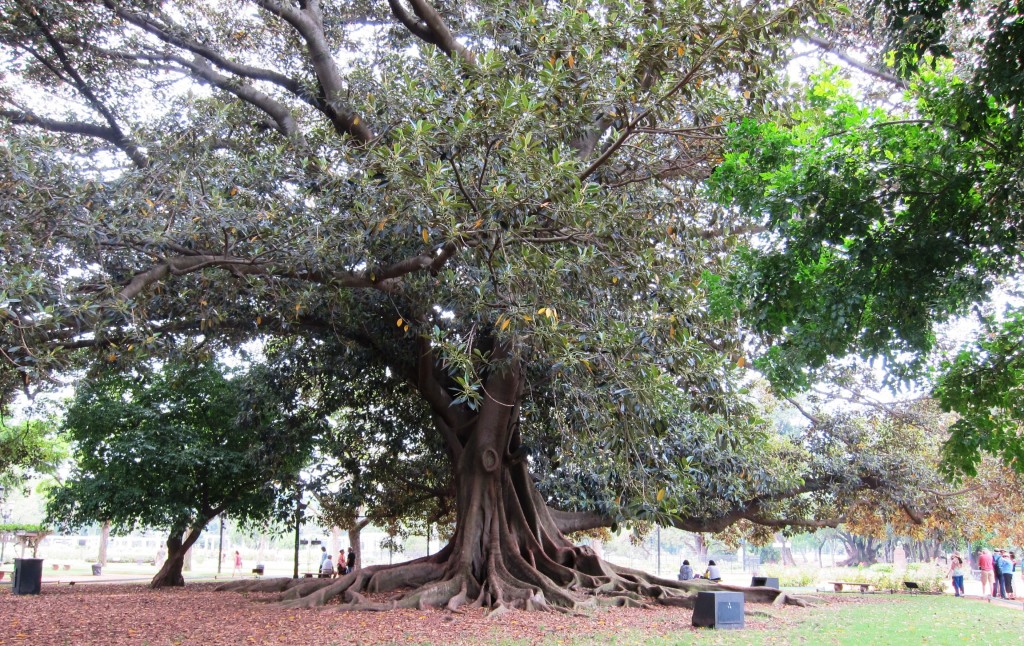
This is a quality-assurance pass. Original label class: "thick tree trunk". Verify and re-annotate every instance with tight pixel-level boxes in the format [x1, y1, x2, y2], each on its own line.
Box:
[836, 533, 880, 566]
[347, 521, 366, 571]
[151, 525, 204, 588]
[692, 534, 709, 562]
[776, 533, 796, 567]
[216, 351, 808, 611]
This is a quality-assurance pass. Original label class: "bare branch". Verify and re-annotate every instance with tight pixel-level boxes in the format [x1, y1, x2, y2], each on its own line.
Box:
[1, 108, 129, 147]
[387, 0, 474, 65]
[803, 34, 908, 89]
[252, 0, 373, 143]
[17, 1, 149, 168]
[103, 1, 348, 128]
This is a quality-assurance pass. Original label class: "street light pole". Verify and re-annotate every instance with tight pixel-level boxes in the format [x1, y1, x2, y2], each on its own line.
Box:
[656, 526, 661, 576]
[293, 485, 304, 579]
[217, 514, 224, 575]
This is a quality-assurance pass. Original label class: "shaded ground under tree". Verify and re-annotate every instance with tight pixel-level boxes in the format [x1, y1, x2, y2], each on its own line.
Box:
[0, 582, 851, 645]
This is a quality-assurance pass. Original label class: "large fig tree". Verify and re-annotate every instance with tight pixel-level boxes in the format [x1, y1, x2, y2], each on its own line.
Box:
[1, 0, 858, 611]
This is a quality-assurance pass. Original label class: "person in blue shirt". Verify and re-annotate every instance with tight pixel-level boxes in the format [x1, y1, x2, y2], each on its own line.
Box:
[997, 549, 1014, 599]
[678, 560, 694, 581]
[992, 550, 1008, 599]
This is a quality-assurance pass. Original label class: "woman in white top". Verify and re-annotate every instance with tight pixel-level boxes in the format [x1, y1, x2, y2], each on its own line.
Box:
[703, 560, 721, 582]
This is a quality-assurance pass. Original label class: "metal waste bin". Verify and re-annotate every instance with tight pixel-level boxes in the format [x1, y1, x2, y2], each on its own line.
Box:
[13, 558, 43, 595]
[92, 563, 103, 576]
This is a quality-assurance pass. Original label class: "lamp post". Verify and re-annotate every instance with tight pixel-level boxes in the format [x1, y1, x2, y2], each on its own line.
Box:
[0, 483, 11, 564]
[0, 504, 13, 564]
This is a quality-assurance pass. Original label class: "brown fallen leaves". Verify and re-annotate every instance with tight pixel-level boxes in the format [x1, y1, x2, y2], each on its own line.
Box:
[0, 583, 844, 645]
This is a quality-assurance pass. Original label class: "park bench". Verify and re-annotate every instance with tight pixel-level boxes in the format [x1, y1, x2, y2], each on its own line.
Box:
[828, 581, 874, 593]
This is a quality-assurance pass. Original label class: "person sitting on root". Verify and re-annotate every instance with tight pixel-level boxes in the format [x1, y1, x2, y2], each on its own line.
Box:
[703, 560, 721, 583]
[678, 559, 694, 581]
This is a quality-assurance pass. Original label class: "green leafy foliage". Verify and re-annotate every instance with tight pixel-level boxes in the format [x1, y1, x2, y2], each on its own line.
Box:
[711, 65, 1023, 391]
[45, 358, 318, 538]
[935, 306, 1024, 478]
[0, 416, 65, 490]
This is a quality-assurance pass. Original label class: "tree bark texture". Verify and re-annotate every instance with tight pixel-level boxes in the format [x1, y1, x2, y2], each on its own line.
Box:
[98, 520, 110, 566]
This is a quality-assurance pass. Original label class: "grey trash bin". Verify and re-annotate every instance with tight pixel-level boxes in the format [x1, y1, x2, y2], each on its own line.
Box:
[92, 563, 103, 576]
[13, 558, 43, 595]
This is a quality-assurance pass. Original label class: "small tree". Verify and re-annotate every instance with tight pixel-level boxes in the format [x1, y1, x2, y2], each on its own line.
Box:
[46, 358, 320, 587]
[0, 417, 66, 491]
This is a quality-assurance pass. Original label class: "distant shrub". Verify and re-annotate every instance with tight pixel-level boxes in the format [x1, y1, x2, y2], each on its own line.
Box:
[758, 565, 820, 587]
[0, 523, 49, 533]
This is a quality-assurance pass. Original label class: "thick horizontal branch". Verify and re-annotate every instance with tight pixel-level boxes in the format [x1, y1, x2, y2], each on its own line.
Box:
[548, 509, 613, 535]
[113, 236, 463, 304]
[1, 109, 125, 146]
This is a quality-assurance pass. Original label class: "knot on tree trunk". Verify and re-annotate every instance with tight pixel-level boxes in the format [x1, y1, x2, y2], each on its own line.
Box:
[480, 447, 499, 472]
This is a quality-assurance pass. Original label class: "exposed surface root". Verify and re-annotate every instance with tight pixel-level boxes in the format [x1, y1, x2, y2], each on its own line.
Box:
[219, 551, 810, 615]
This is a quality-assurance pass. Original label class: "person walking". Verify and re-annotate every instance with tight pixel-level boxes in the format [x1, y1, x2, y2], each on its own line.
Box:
[232, 550, 242, 578]
[337, 550, 346, 576]
[947, 553, 966, 597]
[978, 548, 994, 597]
[678, 560, 694, 581]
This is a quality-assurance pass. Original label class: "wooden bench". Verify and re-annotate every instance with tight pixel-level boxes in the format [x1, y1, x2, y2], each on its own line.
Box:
[301, 571, 336, 578]
[829, 581, 873, 593]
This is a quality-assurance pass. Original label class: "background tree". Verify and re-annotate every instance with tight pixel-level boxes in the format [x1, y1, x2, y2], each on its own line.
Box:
[0, 415, 65, 492]
[304, 343, 455, 568]
[46, 357, 321, 587]
[710, 0, 1024, 474]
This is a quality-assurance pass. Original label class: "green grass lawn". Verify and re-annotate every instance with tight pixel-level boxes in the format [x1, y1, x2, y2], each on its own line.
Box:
[560, 595, 1023, 646]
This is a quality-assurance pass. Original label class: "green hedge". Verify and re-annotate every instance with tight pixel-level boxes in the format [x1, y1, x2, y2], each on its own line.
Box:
[0, 523, 49, 533]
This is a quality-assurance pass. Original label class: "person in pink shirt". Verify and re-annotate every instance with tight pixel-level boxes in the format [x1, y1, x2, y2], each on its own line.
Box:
[978, 548, 994, 597]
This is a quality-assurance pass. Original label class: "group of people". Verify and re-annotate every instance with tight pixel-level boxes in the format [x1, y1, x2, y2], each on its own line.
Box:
[320, 546, 357, 578]
[946, 548, 1018, 598]
[975, 548, 1017, 599]
[677, 559, 722, 583]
